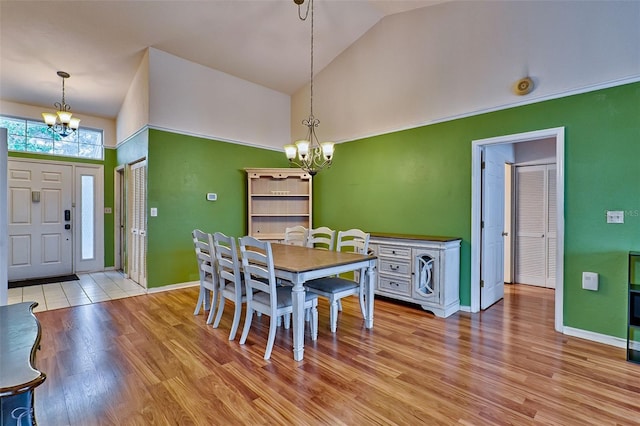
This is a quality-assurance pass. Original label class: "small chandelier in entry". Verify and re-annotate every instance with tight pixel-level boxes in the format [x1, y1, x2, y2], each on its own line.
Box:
[42, 71, 80, 138]
[284, 0, 334, 176]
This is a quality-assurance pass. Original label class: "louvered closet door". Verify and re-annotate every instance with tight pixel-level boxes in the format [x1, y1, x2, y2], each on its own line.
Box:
[128, 160, 147, 287]
[515, 164, 556, 288]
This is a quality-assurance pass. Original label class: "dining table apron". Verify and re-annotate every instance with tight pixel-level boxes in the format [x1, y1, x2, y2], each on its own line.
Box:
[269, 243, 377, 361]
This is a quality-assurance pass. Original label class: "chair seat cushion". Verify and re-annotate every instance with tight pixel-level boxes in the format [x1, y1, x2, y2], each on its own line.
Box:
[253, 286, 318, 308]
[222, 282, 246, 296]
[305, 277, 359, 293]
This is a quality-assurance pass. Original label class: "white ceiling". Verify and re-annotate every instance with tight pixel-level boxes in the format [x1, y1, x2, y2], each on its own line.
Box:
[0, 0, 444, 119]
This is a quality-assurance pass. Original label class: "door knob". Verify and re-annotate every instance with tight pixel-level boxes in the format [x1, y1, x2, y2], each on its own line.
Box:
[502, 232, 509, 236]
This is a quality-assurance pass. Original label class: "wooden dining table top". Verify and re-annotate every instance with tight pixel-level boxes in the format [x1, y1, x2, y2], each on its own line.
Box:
[269, 243, 376, 273]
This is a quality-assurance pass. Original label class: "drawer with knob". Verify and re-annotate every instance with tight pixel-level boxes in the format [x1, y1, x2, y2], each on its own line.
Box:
[378, 259, 411, 276]
[378, 275, 411, 296]
[378, 245, 411, 259]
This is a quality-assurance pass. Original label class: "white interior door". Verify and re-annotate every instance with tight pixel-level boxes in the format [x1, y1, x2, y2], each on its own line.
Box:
[127, 160, 147, 287]
[481, 144, 514, 309]
[8, 160, 73, 280]
[515, 164, 556, 288]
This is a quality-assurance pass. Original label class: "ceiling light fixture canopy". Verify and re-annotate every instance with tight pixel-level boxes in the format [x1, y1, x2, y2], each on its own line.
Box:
[42, 71, 80, 138]
[284, 0, 334, 176]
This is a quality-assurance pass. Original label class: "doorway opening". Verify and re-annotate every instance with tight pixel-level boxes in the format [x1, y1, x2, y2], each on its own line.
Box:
[471, 127, 565, 332]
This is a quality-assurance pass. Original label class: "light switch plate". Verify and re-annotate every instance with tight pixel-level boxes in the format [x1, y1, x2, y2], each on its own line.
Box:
[150, 207, 158, 217]
[606, 210, 624, 223]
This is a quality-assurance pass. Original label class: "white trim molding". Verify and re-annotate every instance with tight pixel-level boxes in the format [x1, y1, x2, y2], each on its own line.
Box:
[563, 326, 627, 349]
[146, 281, 199, 294]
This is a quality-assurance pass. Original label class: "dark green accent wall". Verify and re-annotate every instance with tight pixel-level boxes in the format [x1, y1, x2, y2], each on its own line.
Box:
[145, 129, 288, 288]
[8, 150, 117, 268]
[313, 81, 640, 338]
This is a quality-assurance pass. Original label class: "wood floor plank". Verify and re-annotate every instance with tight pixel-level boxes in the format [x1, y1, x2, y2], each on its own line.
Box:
[29, 284, 640, 425]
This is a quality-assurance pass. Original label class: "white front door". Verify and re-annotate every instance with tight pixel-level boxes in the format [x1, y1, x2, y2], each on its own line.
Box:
[481, 144, 514, 309]
[8, 160, 73, 280]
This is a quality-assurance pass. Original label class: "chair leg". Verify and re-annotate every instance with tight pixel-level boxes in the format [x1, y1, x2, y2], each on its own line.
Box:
[264, 316, 278, 360]
[194, 286, 205, 315]
[239, 307, 253, 344]
[212, 294, 226, 328]
[358, 288, 366, 319]
[329, 299, 339, 333]
[205, 289, 224, 324]
[229, 301, 242, 341]
[337, 299, 343, 312]
[310, 303, 318, 340]
[284, 313, 291, 329]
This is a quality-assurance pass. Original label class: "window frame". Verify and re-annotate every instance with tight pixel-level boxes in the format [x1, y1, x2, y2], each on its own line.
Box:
[0, 114, 104, 160]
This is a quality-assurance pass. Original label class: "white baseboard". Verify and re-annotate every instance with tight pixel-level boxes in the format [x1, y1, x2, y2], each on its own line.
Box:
[563, 326, 627, 349]
[458, 305, 471, 313]
[146, 281, 199, 294]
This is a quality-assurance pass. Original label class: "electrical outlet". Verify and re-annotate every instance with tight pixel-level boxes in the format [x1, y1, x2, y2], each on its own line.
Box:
[606, 210, 624, 223]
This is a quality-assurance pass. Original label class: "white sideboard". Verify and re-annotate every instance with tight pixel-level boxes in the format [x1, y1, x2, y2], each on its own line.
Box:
[369, 233, 461, 318]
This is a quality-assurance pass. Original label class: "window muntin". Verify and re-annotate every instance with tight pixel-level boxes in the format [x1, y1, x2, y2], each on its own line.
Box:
[0, 115, 103, 160]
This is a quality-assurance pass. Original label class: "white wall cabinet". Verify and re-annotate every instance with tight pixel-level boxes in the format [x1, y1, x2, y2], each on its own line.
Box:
[369, 233, 461, 318]
[245, 168, 312, 241]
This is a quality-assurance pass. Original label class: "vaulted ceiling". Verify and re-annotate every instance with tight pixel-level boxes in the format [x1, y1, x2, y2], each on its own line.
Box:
[0, 1, 445, 119]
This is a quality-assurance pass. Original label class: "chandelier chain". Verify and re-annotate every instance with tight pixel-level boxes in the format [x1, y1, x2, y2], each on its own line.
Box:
[285, 0, 334, 176]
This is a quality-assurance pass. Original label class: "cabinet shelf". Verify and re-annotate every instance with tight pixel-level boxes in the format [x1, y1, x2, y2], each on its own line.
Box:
[246, 168, 312, 240]
[251, 194, 310, 197]
[250, 214, 310, 217]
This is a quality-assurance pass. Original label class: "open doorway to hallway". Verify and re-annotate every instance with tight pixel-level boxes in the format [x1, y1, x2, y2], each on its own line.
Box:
[471, 127, 565, 332]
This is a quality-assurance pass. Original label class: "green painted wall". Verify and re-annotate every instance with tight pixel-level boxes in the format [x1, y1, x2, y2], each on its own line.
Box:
[103, 148, 117, 267]
[8, 149, 117, 268]
[313, 81, 640, 338]
[145, 129, 288, 288]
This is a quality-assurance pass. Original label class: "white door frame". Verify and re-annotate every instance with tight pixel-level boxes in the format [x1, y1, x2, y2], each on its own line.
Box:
[114, 165, 125, 271]
[471, 127, 565, 332]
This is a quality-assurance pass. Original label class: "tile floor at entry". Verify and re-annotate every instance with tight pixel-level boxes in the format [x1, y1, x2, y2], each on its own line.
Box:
[7, 271, 146, 312]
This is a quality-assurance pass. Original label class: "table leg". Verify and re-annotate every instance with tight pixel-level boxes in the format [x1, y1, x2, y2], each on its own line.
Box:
[365, 262, 376, 329]
[291, 278, 305, 361]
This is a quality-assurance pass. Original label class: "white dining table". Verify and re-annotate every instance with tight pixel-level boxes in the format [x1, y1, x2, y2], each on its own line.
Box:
[269, 243, 377, 361]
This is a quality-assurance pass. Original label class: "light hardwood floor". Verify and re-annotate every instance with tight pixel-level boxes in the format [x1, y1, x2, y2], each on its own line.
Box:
[32, 284, 640, 425]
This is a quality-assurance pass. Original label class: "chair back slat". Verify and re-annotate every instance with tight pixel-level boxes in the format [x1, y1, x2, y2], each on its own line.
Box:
[239, 236, 277, 300]
[306, 226, 336, 250]
[284, 225, 308, 246]
[192, 229, 215, 280]
[336, 229, 370, 255]
[213, 232, 241, 287]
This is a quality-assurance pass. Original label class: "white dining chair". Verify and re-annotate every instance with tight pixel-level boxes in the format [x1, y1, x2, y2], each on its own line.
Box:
[304, 229, 370, 333]
[284, 225, 308, 246]
[306, 226, 336, 251]
[212, 232, 246, 341]
[239, 236, 318, 360]
[192, 229, 218, 324]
